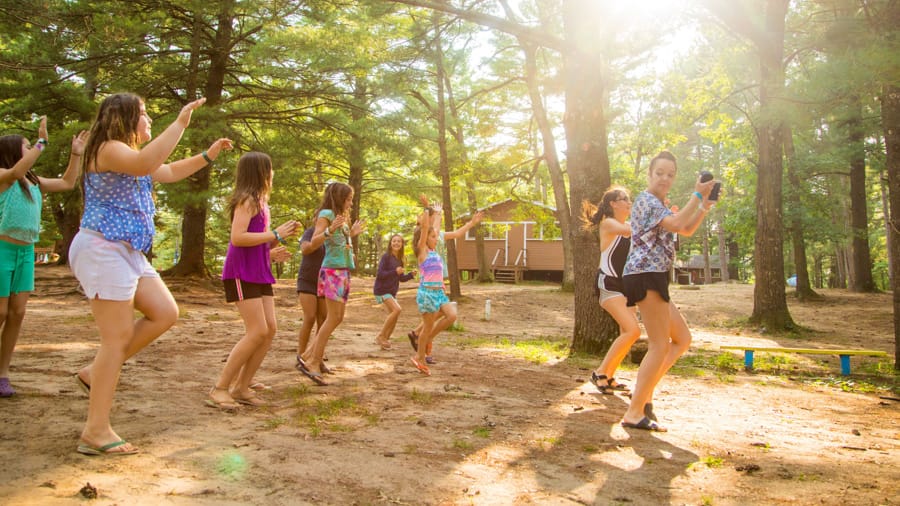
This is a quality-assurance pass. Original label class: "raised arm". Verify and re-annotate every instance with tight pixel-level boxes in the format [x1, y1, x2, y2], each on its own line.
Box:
[444, 210, 484, 240]
[0, 116, 47, 186]
[659, 178, 715, 233]
[39, 131, 88, 193]
[152, 138, 233, 183]
[97, 98, 206, 177]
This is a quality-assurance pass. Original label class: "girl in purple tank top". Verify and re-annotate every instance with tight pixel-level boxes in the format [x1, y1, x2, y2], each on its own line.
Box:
[207, 152, 299, 410]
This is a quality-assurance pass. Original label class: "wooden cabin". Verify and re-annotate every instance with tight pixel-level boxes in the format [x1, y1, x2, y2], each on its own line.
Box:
[674, 254, 722, 285]
[455, 199, 564, 283]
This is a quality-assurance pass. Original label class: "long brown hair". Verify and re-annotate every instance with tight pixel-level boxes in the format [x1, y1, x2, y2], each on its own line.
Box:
[227, 152, 273, 221]
[82, 93, 144, 176]
[314, 182, 353, 221]
[581, 185, 629, 231]
[0, 134, 39, 200]
[387, 233, 405, 268]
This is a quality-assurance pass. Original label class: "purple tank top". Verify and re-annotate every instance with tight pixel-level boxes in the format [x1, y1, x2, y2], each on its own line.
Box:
[221, 204, 275, 284]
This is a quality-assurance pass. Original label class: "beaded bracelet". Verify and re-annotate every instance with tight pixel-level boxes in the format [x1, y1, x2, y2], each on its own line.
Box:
[273, 229, 286, 245]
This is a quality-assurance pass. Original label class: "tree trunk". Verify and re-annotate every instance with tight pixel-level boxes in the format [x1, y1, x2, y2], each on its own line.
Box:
[348, 77, 368, 264]
[783, 127, 818, 300]
[749, 0, 794, 330]
[167, 3, 233, 277]
[524, 43, 574, 288]
[564, 1, 618, 354]
[703, 227, 712, 284]
[882, 83, 900, 370]
[717, 216, 728, 282]
[432, 12, 461, 299]
[847, 96, 877, 292]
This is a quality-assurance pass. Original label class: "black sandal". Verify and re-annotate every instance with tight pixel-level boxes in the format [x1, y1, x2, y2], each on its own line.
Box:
[590, 372, 629, 394]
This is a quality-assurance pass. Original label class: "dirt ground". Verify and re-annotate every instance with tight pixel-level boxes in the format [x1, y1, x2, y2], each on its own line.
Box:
[1, 266, 898, 505]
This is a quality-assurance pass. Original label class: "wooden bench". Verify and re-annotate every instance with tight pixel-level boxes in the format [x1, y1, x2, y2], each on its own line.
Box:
[719, 345, 889, 376]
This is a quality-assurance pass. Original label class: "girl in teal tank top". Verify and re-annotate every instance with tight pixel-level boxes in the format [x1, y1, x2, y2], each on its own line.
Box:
[297, 182, 365, 386]
[0, 116, 85, 398]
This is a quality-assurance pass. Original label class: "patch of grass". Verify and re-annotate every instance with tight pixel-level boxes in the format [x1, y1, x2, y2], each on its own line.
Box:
[409, 388, 433, 404]
[582, 445, 598, 453]
[714, 352, 741, 372]
[454, 335, 571, 364]
[536, 436, 560, 447]
[286, 395, 372, 436]
[472, 426, 492, 438]
[689, 455, 724, 470]
[264, 416, 287, 430]
[449, 321, 465, 332]
[452, 438, 473, 450]
[66, 314, 95, 324]
[700, 495, 715, 506]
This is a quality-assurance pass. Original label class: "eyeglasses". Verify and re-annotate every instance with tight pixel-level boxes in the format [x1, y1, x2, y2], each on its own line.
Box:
[615, 197, 630, 203]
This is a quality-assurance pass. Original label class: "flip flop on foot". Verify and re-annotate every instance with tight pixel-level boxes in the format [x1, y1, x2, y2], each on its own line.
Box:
[621, 417, 667, 432]
[206, 387, 240, 410]
[77, 440, 139, 456]
[407, 331, 418, 351]
[74, 374, 90, 395]
[644, 402, 657, 422]
[297, 360, 329, 385]
[410, 357, 430, 376]
[249, 382, 271, 391]
[232, 392, 267, 407]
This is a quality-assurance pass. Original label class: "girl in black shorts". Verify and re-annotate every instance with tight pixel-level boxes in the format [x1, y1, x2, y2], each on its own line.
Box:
[619, 151, 717, 432]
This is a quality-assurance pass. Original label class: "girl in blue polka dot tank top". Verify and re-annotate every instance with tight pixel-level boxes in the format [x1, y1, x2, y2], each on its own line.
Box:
[69, 93, 233, 456]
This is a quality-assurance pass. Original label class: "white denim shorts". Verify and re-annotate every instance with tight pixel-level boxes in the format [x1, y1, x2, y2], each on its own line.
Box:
[69, 229, 159, 301]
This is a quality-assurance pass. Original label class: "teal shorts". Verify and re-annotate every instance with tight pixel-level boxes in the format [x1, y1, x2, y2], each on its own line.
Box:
[0, 240, 35, 297]
[374, 293, 394, 304]
[416, 287, 449, 314]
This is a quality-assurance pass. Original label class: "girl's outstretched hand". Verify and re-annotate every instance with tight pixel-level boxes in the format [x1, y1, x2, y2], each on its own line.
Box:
[270, 245, 291, 263]
[71, 131, 88, 156]
[330, 214, 347, 231]
[206, 138, 233, 161]
[275, 220, 300, 240]
[37, 116, 48, 141]
[177, 97, 207, 128]
[350, 220, 365, 237]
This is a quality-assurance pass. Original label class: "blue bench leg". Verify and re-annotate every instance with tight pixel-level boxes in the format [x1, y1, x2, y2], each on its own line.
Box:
[744, 350, 754, 371]
[839, 355, 850, 375]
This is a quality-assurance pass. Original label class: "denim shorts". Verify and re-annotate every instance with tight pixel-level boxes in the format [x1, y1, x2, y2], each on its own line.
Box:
[374, 293, 394, 304]
[0, 240, 35, 296]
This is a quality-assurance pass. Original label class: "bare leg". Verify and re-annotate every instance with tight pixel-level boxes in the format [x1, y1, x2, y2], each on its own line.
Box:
[212, 297, 269, 396]
[375, 298, 401, 347]
[232, 296, 277, 398]
[622, 290, 670, 426]
[80, 277, 178, 451]
[302, 298, 345, 374]
[0, 292, 29, 378]
[595, 296, 640, 378]
[77, 277, 178, 387]
[415, 302, 456, 365]
[297, 292, 323, 356]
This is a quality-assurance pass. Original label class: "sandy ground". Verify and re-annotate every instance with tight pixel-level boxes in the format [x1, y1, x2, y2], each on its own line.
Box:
[0, 266, 897, 505]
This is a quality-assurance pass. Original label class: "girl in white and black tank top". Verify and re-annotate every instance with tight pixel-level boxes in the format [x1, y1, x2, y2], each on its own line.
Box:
[582, 186, 639, 396]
